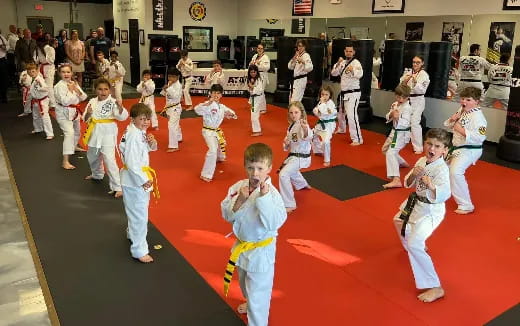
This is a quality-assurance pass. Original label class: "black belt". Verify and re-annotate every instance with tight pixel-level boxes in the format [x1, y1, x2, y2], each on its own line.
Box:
[490, 83, 509, 87]
[289, 74, 308, 96]
[460, 79, 482, 82]
[291, 73, 308, 81]
[276, 152, 311, 173]
[398, 192, 432, 236]
[410, 94, 424, 97]
[340, 89, 361, 95]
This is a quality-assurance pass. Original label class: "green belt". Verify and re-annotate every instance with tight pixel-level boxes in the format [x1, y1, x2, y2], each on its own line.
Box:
[390, 127, 411, 148]
[317, 118, 337, 129]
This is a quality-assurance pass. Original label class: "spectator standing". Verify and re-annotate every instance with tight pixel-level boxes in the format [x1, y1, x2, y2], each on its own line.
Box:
[65, 30, 86, 87]
[15, 29, 37, 71]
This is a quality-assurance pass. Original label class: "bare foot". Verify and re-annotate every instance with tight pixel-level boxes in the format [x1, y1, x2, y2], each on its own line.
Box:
[75, 146, 87, 152]
[18, 112, 29, 117]
[185, 106, 193, 111]
[350, 141, 362, 146]
[454, 209, 474, 215]
[114, 191, 123, 198]
[200, 176, 212, 182]
[166, 148, 179, 152]
[323, 162, 330, 167]
[286, 207, 296, 213]
[237, 302, 247, 314]
[417, 287, 445, 303]
[45, 136, 54, 140]
[85, 175, 94, 180]
[399, 162, 410, 168]
[334, 130, 346, 134]
[217, 159, 226, 163]
[303, 185, 312, 190]
[383, 180, 402, 189]
[30, 130, 42, 134]
[414, 150, 423, 154]
[62, 163, 76, 170]
[260, 111, 267, 114]
[136, 254, 154, 263]
[153, 127, 159, 130]
[251, 132, 262, 137]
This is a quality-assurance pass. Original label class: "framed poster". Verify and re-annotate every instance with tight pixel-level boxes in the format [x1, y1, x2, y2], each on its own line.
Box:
[152, 0, 173, 30]
[291, 18, 305, 34]
[442, 22, 464, 62]
[486, 22, 515, 63]
[121, 30, 128, 43]
[183, 26, 213, 52]
[292, 0, 314, 16]
[372, 0, 405, 14]
[405, 22, 424, 41]
[503, 0, 520, 10]
[114, 27, 120, 46]
[259, 28, 285, 52]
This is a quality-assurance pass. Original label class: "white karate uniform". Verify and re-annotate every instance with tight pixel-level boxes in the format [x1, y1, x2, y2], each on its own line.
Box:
[393, 156, 451, 289]
[108, 60, 126, 103]
[205, 71, 226, 87]
[29, 74, 53, 137]
[331, 58, 364, 143]
[83, 96, 129, 191]
[97, 58, 110, 78]
[383, 101, 412, 178]
[221, 178, 287, 326]
[137, 79, 158, 128]
[444, 107, 487, 211]
[160, 80, 183, 149]
[176, 57, 194, 106]
[250, 53, 270, 113]
[54, 80, 87, 155]
[457, 55, 491, 95]
[120, 123, 158, 259]
[311, 99, 337, 163]
[34, 45, 56, 107]
[19, 70, 33, 114]
[482, 63, 512, 108]
[194, 101, 236, 179]
[279, 121, 313, 208]
[288, 52, 313, 102]
[248, 77, 265, 133]
[447, 68, 459, 99]
[400, 69, 430, 152]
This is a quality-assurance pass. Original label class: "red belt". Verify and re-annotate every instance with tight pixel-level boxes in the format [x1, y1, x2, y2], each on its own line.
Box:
[70, 104, 82, 120]
[39, 63, 50, 78]
[31, 96, 49, 115]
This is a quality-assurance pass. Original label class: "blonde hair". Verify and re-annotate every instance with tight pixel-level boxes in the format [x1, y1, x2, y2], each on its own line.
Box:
[287, 101, 307, 124]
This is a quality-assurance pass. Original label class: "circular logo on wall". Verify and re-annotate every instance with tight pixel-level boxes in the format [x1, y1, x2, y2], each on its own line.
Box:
[189, 2, 207, 21]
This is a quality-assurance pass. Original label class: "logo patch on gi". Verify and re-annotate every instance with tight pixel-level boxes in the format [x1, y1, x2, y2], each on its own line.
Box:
[478, 126, 486, 135]
[291, 133, 298, 142]
[189, 2, 206, 21]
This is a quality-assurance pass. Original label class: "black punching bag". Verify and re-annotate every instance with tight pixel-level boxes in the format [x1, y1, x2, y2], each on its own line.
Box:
[217, 35, 231, 60]
[353, 39, 375, 123]
[233, 37, 245, 69]
[303, 38, 324, 97]
[381, 39, 404, 91]
[403, 41, 430, 71]
[497, 45, 520, 162]
[426, 41, 452, 99]
[274, 37, 296, 103]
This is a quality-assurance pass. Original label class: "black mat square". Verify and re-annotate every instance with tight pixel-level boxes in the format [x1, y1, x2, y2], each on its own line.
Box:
[485, 303, 520, 326]
[303, 164, 386, 201]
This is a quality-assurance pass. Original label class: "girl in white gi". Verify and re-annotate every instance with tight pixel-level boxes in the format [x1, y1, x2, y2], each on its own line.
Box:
[120, 103, 158, 263]
[176, 50, 194, 110]
[482, 53, 512, 109]
[443, 87, 487, 215]
[160, 68, 183, 152]
[400, 56, 430, 154]
[221, 143, 287, 326]
[288, 39, 313, 102]
[330, 44, 364, 145]
[18, 66, 33, 117]
[194, 84, 237, 182]
[393, 128, 451, 303]
[311, 85, 337, 166]
[108, 51, 126, 103]
[382, 85, 412, 189]
[247, 64, 265, 137]
[205, 60, 226, 88]
[34, 37, 56, 108]
[83, 78, 129, 198]
[249, 43, 270, 113]
[27, 63, 54, 139]
[54, 63, 87, 170]
[279, 101, 313, 213]
[137, 70, 158, 129]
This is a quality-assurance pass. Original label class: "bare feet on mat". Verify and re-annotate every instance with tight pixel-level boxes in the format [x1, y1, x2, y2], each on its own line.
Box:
[454, 209, 474, 215]
[166, 148, 179, 152]
[136, 254, 154, 263]
[62, 163, 76, 170]
[84, 175, 94, 180]
[75, 146, 87, 152]
[414, 150, 423, 154]
[383, 180, 402, 189]
[417, 287, 445, 303]
[113, 191, 123, 198]
[303, 185, 312, 190]
[260, 111, 266, 114]
[185, 106, 193, 111]
[200, 176, 212, 182]
[399, 162, 410, 168]
[17, 112, 29, 117]
[45, 136, 54, 140]
[251, 132, 262, 137]
[350, 141, 362, 146]
[334, 130, 345, 134]
[323, 162, 330, 167]
[237, 302, 247, 314]
[286, 207, 296, 213]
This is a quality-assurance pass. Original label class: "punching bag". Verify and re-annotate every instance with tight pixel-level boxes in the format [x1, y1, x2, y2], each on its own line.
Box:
[403, 41, 430, 71]
[233, 37, 245, 69]
[426, 41, 452, 99]
[497, 45, 520, 162]
[217, 36, 231, 60]
[275, 37, 296, 91]
[303, 38, 324, 97]
[352, 39, 375, 103]
[166, 36, 182, 66]
[381, 40, 404, 91]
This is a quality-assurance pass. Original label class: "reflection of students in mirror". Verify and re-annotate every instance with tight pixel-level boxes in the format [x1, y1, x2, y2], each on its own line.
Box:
[482, 53, 512, 109]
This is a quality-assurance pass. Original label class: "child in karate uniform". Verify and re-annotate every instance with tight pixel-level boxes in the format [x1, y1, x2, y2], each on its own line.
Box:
[205, 60, 226, 88]
[311, 85, 337, 166]
[27, 63, 54, 139]
[382, 84, 412, 189]
[18, 65, 34, 117]
[34, 37, 56, 108]
[393, 128, 451, 303]
[194, 84, 237, 182]
[247, 64, 265, 137]
[288, 39, 313, 102]
[160, 68, 183, 152]
[120, 103, 158, 263]
[95, 50, 110, 78]
[221, 143, 287, 326]
[83, 77, 129, 197]
[176, 49, 194, 110]
[108, 51, 126, 103]
[137, 69, 158, 129]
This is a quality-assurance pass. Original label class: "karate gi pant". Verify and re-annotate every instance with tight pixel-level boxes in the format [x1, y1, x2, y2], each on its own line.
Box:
[312, 130, 333, 163]
[383, 131, 410, 178]
[409, 96, 425, 152]
[43, 67, 56, 107]
[111, 81, 123, 103]
[289, 77, 306, 102]
[23, 89, 32, 114]
[87, 145, 122, 191]
[122, 185, 150, 259]
[482, 87, 509, 108]
[167, 107, 182, 149]
[250, 95, 265, 133]
[201, 130, 225, 179]
[393, 213, 444, 289]
[279, 157, 309, 208]
[150, 106, 158, 128]
[339, 92, 363, 143]
[32, 99, 54, 137]
[182, 77, 193, 106]
[238, 265, 275, 326]
[449, 149, 482, 211]
[56, 118, 80, 155]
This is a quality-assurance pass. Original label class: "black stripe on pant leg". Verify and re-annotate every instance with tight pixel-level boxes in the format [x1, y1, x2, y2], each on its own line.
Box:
[353, 98, 361, 142]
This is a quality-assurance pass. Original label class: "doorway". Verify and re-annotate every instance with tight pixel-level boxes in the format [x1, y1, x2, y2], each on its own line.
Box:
[27, 17, 54, 36]
[128, 19, 140, 87]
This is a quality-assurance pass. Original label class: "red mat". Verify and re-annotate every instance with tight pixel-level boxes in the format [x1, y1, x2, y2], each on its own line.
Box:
[106, 97, 519, 325]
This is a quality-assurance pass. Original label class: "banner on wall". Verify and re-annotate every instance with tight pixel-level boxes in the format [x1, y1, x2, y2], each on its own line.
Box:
[487, 22, 515, 64]
[292, 0, 314, 16]
[405, 22, 424, 41]
[153, 0, 173, 31]
[291, 19, 305, 34]
[441, 22, 464, 65]
[189, 68, 248, 96]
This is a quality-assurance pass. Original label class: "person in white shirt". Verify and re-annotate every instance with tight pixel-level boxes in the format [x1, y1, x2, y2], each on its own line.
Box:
[26, 63, 53, 139]
[311, 86, 337, 166]
[83, 77, 129, 198]
[107, 51, 126, 103]
[137, 70, 158, 129]
[457, 44, 491, 97]
[288, 39, 313, 102]
[54, 63, 88, 170]
[160, 68, 183, 152]
[34, 37, 56, 107]
[330, 44, 364, 145]
[6, 25, 18, 87]
[482, 53, 512, 109]
[0, 30, 9, 102]
[120, 103, 158, 263]
[249, 43, 270, 113]
[247, 64, 265, 136]
[194, 84, 237, 182]
[176, 49, 194, 110]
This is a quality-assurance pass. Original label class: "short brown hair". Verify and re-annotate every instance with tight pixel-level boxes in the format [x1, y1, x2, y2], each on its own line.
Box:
[287, 101, 307, 124]
[93, 77, 110, 89]
[130, 103, 152, 118]
[425, 128, 451, 148]
[394, 84, 411, 98]
[26, 63, 37, 71]
[460, 87, 481, 101]
[320, 85, 334, 100]
[244, 143, 273, 166]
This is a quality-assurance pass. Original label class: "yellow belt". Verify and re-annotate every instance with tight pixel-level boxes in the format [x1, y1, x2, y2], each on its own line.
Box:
[160, 102, 181, 118]
[223, 237, 273, 296]
[122, 165, 160, 199]
[82, 118, 116, 146]
[109, 77, 121, 86]
[203, 126, 226, 154]
[139, 93, 153, 103]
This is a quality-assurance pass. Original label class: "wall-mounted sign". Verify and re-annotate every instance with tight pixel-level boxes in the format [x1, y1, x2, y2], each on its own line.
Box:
[153, 0, 173, 31]
[189, 2, 207, 21]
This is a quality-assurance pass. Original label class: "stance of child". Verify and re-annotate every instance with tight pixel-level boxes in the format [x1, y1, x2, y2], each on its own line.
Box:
[137, 70, 158, 129]
[311, 86, 337, 166]
[108, 51, 126, 103]
[27, 63, 54, 140]
[160, 68, 183, 152]
[247, 64, 265, 137]
[176, 49, 194, 110]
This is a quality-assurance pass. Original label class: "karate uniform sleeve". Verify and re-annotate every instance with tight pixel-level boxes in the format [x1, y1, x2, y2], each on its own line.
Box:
[425, 165, 451, 204]
[312, 105, 320, 117]
[255, 188, 287, 231]
[223, 105, 237, 117]
[160, 88, 167, 97]
[399, 72, 408, 84]
[146, 80, 155, 93]
[396, 104, 412, 129]
[113, 104, 129, 121]
[403, 158, 423, 188]
[122, 133, 149, 186]
[194, 102, 210, 115]
[330, 61, 343, 76]
[45, 46, 55, 64]
[258, 56, 270, 72]
[54, 83, 78, 106]
[117, 63, 126, 77]
[301, 123, 313, 140]
[167, 85, 182, 103]
[385, 104, 395, 122]
[83, 98, 95, 120]
[221, 182, 242, 223]
[148, 139, 158, 152]
[443, 107, 462, 129]
[352, 61, 363, 79]
[328, 100, 337, 115]
[185, 59, 194, 73]
[217, 72, 225, 85]
[302, 53, 313, 73]
[481, 57, 492, 72]
[34, 76, 48, 94]
[77, 86, 88, 102]
[136, 81, 144, 93]
[465, 114, 487, 144]
[288, 58, 296, 70]
[413, 71, 430, 94]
